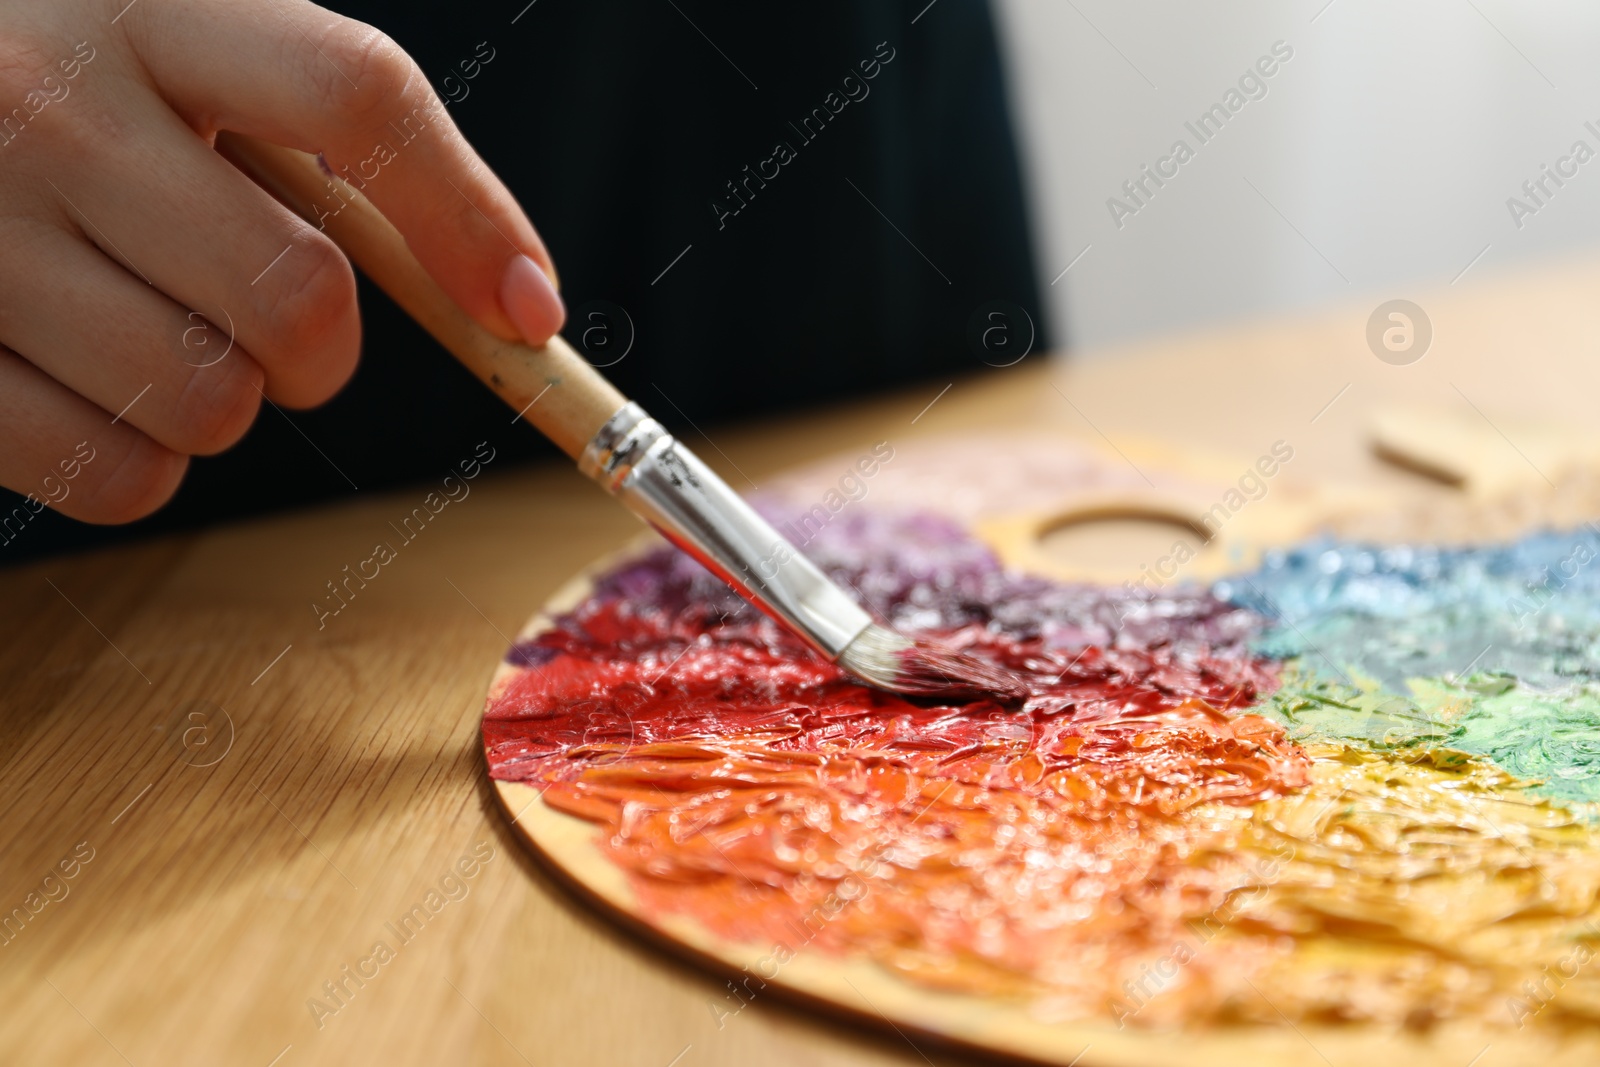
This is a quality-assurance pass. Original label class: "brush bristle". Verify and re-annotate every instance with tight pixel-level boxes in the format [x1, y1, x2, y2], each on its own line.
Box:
[838, 624, 1028, 706]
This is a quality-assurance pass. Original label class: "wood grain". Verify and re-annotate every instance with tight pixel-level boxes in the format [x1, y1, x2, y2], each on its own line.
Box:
[4, 254, 1600, 1066]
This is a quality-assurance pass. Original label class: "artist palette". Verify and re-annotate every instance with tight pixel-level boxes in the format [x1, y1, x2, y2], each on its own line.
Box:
[484, 423, 1600, 1066]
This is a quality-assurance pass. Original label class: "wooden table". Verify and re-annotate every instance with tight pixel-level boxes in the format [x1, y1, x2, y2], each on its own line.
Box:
[4, 256, 1599, 1066]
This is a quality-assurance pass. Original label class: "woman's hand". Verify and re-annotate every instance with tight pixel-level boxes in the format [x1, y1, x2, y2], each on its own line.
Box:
[0, 0, 565, 523]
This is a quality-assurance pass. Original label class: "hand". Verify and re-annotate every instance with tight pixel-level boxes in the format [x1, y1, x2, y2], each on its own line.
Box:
[0, 0, 565, 524]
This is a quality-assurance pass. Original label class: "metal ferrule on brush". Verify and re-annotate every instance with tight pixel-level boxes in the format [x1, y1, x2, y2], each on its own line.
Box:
[578, 402, 873, 659]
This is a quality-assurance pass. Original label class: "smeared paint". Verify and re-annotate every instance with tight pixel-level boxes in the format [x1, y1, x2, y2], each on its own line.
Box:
[1262, 665, 1600, 804]
[1229, 529, 1600, 689]
[484, 509, 1600, 1027]
[1237, 532, 1600, 803]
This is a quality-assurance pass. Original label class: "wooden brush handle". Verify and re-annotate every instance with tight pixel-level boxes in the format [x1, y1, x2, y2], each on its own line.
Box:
[216, 132, 626, 460]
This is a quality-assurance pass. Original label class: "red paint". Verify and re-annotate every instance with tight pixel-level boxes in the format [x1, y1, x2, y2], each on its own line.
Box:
[485, 598, 1278, 783]
[484, 561, 1306, 1002]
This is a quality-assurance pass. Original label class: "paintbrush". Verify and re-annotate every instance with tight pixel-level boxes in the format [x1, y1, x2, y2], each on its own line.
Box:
[218, 133, 1025, 706]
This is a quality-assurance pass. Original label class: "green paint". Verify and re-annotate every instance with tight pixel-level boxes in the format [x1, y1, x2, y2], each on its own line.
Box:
[1263, 664, 1600, 805]
[1447, 678, 1600, 802]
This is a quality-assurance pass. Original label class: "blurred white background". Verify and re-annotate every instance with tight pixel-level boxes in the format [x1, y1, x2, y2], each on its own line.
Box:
[993, 0, 1600, 354]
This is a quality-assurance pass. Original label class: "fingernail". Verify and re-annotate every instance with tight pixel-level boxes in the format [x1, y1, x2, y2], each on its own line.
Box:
[499, 254, 566, 345]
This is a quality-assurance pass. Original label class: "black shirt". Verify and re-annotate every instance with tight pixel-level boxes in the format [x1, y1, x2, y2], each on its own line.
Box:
[3, 0, 1044, 561]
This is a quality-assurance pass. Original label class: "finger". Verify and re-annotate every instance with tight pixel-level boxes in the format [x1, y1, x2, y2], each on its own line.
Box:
[130, 0, 566, 345]
[0, 346, 187, 526]
[34, 88, 360, 409]
[0, 216, 267, 456]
